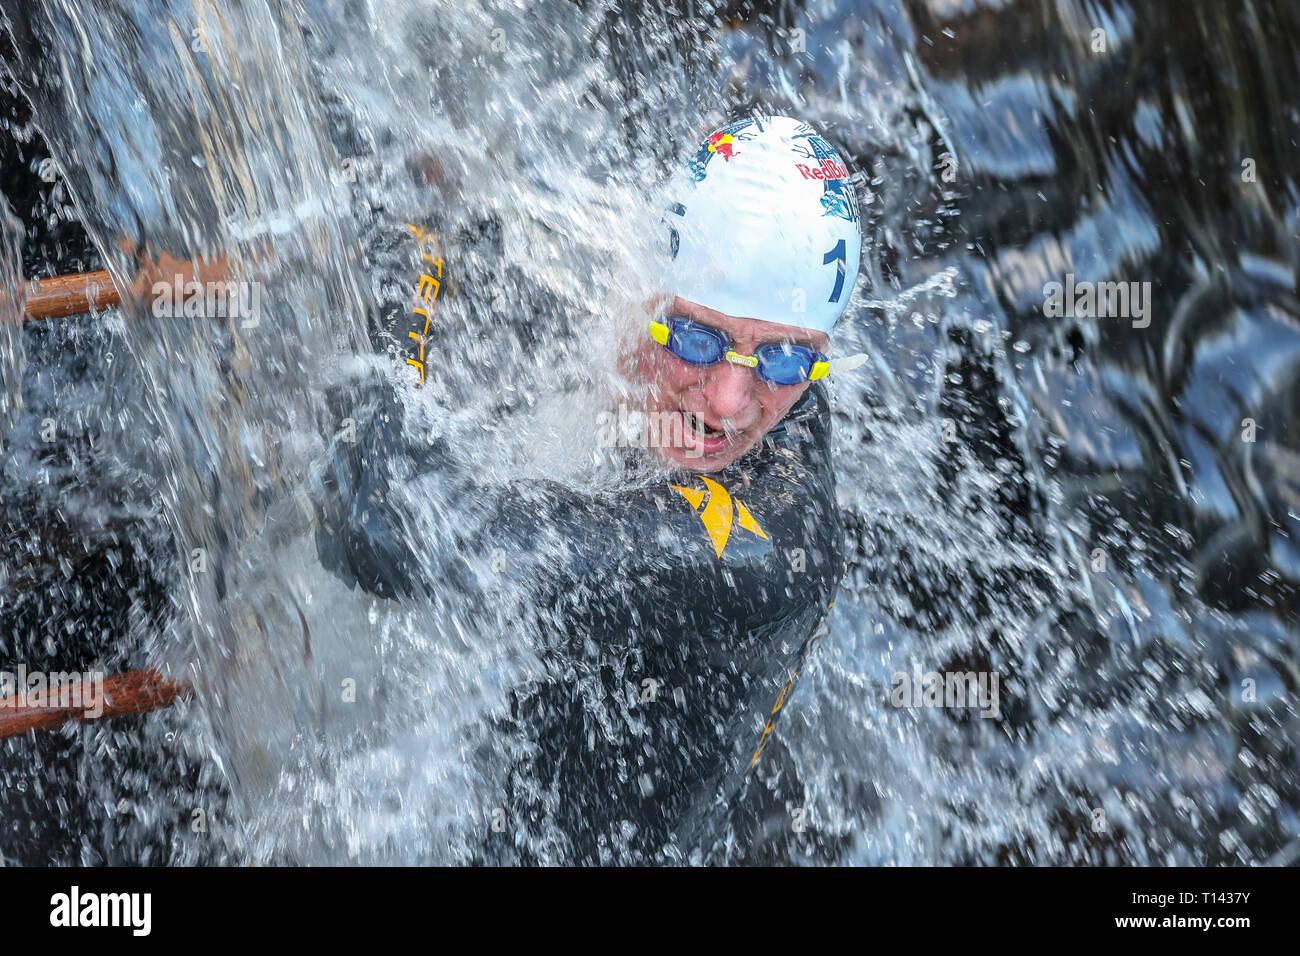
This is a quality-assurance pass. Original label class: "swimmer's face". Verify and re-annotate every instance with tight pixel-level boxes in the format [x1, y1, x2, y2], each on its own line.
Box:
[627, 297, 828, 472]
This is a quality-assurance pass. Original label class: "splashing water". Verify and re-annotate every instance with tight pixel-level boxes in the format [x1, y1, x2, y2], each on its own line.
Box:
[1, 0, 1297, 865]
[0, 193, 21, 438]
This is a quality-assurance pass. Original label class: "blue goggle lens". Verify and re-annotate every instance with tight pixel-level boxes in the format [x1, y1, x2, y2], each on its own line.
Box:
[754, 344, 815, 385]
[667, 321, 727, 365]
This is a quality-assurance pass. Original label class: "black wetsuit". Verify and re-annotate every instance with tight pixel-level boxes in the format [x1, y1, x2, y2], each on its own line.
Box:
[317, 372, 842, 863]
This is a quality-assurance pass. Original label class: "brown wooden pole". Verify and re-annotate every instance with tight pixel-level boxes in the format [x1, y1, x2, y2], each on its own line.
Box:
[19, 247, 253, 323]
[0, 667, 194, 739]
[21, 269, 122, 322]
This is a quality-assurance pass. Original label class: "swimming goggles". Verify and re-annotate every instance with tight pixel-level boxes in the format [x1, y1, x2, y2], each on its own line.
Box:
[648, 316, 867, 386]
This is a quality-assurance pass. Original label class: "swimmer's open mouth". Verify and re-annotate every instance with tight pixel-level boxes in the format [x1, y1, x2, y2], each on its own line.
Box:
[682, 410, 728, 443]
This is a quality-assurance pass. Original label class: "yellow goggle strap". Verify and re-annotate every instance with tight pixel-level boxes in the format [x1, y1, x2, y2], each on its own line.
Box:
[807, 352, 869, 380]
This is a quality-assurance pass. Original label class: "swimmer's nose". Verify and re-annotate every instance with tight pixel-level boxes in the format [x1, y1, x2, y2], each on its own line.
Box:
[701, 359, 757, 425]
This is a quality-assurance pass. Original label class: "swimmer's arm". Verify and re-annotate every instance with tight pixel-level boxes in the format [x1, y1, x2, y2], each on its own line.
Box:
[316, 412, 730, 603]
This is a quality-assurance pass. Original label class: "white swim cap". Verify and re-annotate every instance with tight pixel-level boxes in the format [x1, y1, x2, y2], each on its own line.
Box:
[667, 114, 862, 337]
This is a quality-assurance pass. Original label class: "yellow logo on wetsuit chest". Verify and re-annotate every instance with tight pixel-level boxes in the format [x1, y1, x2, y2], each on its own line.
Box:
[670, 475, 768, 558]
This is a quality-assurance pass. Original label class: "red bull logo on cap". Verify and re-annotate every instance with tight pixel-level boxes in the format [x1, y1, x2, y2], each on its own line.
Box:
[708, 132, 738, 162]
[795, 158, 849, 181]
[688, 117, 759, 181]
[792, 128, 859, 224]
